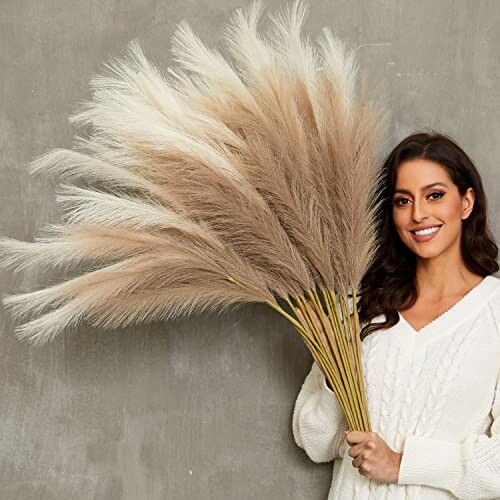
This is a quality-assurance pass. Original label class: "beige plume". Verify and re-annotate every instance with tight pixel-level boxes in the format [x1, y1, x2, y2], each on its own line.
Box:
[0, 0, 387, 431]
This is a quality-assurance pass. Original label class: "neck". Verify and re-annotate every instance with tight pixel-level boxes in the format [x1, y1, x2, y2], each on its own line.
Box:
[415, 253, 481, 300]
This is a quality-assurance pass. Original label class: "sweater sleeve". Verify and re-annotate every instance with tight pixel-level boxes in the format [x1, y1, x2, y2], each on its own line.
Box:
[397, 361, 500, 499]
[292, 360, 349, 463]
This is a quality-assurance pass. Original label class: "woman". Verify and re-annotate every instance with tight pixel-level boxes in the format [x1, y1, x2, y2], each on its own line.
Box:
[293, 131, 500, 499]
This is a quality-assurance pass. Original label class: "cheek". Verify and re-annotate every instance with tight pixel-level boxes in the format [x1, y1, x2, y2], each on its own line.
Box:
[392, 209, 406, 230]
[434, 200, 463, 225]
[445, 200, 463, 220]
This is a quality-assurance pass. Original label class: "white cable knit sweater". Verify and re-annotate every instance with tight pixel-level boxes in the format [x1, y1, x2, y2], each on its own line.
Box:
[292, 274, 500, 499]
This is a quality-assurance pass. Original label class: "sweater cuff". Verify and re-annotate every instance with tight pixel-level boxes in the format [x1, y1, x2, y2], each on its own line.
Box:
[397, 434, 475, 491]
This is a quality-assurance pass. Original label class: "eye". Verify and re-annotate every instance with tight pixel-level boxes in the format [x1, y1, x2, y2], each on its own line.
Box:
[393, 191, 444, 207]
[393, 197, 408, 207]
[428, 191, 444, 200]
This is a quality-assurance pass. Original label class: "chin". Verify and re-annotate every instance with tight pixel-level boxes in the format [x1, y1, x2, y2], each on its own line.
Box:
[413, 248, 444, 259]
[409, 239, 451, 259]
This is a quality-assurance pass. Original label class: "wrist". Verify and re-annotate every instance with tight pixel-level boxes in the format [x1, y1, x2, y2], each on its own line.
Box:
[392, 452, 403, 484]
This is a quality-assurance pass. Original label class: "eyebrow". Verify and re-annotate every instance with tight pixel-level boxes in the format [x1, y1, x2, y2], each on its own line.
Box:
[393, 182, 448, 195]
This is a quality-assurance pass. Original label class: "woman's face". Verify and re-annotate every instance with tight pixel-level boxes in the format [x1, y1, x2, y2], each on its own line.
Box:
[391, 158, 475, 260]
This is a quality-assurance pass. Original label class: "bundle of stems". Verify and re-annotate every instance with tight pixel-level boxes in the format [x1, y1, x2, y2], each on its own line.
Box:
[289, 289, 370, 431]
[0, 0, 386, 431]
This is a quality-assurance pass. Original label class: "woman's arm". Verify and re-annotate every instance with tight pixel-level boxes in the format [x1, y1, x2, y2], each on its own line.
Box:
[397, 361, 500, 499]
[292, 360, 349, 463]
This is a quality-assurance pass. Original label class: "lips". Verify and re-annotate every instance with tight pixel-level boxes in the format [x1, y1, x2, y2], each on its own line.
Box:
[410, 224, 443, 234]
[409, 224, 443, 243]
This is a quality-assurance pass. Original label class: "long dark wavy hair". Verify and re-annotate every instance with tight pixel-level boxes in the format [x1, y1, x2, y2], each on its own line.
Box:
[357, 131, 499, 340]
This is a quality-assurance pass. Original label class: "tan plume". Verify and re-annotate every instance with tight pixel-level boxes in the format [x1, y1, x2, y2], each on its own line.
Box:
[0, 0, 388, 431]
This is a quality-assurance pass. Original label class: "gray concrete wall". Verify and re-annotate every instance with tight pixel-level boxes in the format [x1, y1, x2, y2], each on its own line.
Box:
[1, 1, 499, 499]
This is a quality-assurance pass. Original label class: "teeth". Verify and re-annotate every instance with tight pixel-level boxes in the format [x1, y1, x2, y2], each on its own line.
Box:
[414, 226, 440, 236]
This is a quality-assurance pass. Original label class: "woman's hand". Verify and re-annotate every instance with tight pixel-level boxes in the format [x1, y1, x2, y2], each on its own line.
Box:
[345, 430, 402, 484]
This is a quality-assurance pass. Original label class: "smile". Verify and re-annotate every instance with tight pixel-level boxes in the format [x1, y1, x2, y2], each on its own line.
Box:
[409, 225, 442, 242]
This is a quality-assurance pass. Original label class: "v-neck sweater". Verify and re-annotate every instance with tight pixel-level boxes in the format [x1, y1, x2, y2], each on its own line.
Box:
[292, 274, 500, 499]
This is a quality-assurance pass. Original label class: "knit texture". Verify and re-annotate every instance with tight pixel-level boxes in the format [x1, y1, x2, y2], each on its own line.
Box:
[292, 275, 500, 499]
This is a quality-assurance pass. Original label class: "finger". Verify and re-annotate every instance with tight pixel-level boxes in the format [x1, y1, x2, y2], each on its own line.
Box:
[352, 451, 368, 469]
[351, 452, 373, 471]
[345, 431, 373, 445]
[347, 441, 367, 459]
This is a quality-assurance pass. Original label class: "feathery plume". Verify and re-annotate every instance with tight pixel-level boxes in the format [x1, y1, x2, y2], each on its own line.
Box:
[0, 0, 387, 431]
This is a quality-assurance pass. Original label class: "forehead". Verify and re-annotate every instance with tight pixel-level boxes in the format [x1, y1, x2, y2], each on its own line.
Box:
[395, 159, 451, 188]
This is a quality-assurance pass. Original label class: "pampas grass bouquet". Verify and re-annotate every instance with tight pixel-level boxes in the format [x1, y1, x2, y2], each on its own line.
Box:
[0, 0, 387, 432]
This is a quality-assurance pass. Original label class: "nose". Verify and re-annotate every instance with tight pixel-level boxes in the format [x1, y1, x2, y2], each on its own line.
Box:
[412, 197, 430, 223]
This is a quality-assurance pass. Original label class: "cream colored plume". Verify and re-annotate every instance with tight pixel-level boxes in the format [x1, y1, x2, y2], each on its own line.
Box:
[0, 0, 386, 430]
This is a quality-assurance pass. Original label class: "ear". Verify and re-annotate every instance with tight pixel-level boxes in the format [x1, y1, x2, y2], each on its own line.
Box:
[461, 187, 475, 220]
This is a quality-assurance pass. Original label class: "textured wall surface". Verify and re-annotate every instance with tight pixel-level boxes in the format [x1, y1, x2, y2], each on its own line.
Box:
[1, 1, 499, 499]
